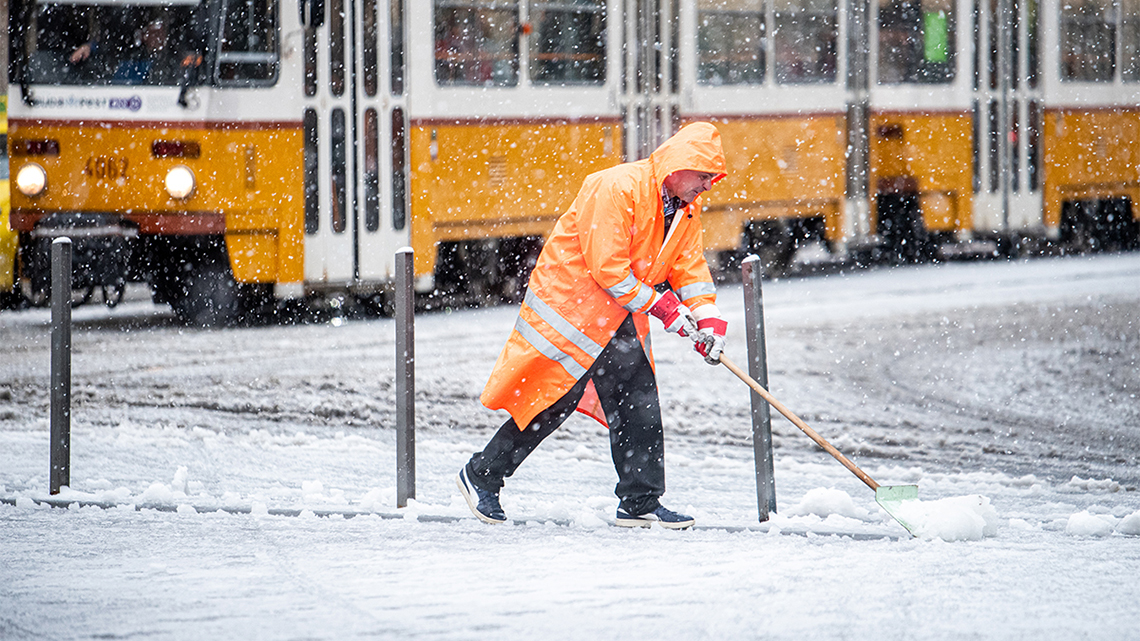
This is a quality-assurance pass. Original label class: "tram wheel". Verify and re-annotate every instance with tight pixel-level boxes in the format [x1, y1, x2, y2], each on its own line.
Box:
[1060, 198, 1140, 254]
[876, 193, 934, 263]
[19, 278, 50, 308]
[102, 283, 126, 308]
[744, 220, 797, 277]
[172, 261, 240, 327]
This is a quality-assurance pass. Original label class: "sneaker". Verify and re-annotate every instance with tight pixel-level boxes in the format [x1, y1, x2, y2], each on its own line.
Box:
[615, 505, 695, 530]
[457, 467, 506, 524]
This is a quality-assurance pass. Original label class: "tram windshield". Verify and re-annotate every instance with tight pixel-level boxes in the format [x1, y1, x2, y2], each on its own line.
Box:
[14, 0, 278, 88]
[17, 0, 208, 87]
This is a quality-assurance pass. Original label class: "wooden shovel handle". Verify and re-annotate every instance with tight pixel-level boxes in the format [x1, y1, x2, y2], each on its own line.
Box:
[719, 354, 880, 491]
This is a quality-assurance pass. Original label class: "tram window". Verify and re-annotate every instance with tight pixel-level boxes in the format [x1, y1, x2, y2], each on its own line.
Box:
[331, 108, 347, 234]
[392, 107, 408, 231]
[1010, 0, 1020, 90]
[1121, 0, 1140, 81]
[987, 100, 999, 193]
[773, 0, 838, 84]
[698, 0, 766, 85]
[217, 0, 279, 84]
[363, 0, 379, 96]
[528, 0, 606, 84]
[434, 0, 520, 87]
[972, 0, 979, 90]
[330, 0, 346, 94]
[304, 108, 320, 234]
[22, 3, 207, 87]
[364, 109, 380, 233]
[987, 0, 998, 90]
[1028, 100, 1041, 191]
[1010, 99, 1019, 193]
[1027, 0, 1040, 87]
[877, 0, 956, 84]
[391, 0, 406, 94]
[304, 26, 318, 96]
[1060, 0, 1114, 81]
[971, 100, 981, 193]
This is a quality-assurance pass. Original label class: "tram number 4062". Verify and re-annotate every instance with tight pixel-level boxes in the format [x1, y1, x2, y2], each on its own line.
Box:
[85, 156, 129, 180]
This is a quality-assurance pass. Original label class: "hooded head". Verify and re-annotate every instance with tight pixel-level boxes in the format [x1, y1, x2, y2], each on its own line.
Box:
[650, 122, 728, 202]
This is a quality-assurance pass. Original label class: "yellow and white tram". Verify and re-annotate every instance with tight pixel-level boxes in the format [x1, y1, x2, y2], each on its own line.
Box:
[5, 0, 1139, 323]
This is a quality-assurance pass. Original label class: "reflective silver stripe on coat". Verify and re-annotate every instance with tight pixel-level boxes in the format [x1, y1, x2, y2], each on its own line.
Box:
[624, 281, 655, 312]
[514, 315, 589, 380]
[604, 273, 654, 312]
[524, 290, 604, 360]
[604, 273, 640, 298]
[676, 281, 716, 302]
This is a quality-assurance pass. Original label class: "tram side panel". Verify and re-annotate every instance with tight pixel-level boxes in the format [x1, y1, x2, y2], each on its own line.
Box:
[409, 120, 623, 290]
[868, 111, 974, 257]
[0, 95, 14, 306]
[697, 114, 847, 269]
[1043, 108, 1140, 251]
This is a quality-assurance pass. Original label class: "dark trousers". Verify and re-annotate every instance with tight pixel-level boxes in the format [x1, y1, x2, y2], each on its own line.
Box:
[466, 314, 666, 516]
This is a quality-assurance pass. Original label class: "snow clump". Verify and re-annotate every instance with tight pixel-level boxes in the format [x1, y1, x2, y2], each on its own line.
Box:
[1061, 476, 1120, 493]
[1065, 511, 1117, 537]
[890, 495, 1000, 541]
[1116, 511, 1140, 536]
[787, 487, 872, 521]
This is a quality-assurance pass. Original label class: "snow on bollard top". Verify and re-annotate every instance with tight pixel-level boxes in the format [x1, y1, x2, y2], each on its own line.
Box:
[888, 495, 1000, 541]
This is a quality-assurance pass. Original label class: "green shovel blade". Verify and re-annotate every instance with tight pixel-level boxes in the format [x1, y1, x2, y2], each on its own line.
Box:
[875, 485, 920, 537]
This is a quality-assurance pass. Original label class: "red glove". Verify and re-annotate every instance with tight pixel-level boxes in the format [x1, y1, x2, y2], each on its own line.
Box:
[694, 317, 727, 364]
[648, 291, 698, 337]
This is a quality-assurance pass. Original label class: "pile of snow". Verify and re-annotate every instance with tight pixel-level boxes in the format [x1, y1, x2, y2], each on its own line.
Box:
[786, 487, 872, 521]
[1118, 512, 1140, 535]
[1065, 509, 1140, 537]
[889, 495, 1000, 541]
[1062, 476, 1122, 493]
[1066, 511, 1117, 537]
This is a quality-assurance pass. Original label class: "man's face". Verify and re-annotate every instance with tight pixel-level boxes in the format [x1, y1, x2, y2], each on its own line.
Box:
[663, 170, 717, 206]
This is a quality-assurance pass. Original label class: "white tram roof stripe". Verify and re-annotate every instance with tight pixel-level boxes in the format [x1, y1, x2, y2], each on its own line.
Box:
[37, 0, 201, 6]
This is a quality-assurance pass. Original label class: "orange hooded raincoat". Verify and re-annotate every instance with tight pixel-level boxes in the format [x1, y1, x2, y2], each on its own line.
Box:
[480, 122, 728, 430]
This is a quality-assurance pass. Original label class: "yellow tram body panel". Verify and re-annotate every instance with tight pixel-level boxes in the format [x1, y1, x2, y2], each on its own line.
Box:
[696, 114, 847, 249]
[409, 119, 624, 278]
[1, 175, 13, 294]
[7, 120, 304, 285]
[1043, 108, 1140, 228]
[0, 96, 13, 293]
[0, 180, 13, 293]
[868, 111, 973, 233]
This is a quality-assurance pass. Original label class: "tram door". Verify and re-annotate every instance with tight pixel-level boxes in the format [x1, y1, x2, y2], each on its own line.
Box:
[302, 0, 409, 287]
[621, 0, 680, 159]
[974, 0, 1043, 236]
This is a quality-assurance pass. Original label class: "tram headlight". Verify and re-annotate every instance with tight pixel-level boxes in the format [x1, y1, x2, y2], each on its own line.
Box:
[165, 165, 196, 199]
[15, 163, 48, 197]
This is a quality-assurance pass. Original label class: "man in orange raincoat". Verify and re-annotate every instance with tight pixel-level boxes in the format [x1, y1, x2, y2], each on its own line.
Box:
[457, 122, 729, 529]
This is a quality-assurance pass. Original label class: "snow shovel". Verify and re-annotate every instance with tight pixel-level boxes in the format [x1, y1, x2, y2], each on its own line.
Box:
[719, 355, 920, 536]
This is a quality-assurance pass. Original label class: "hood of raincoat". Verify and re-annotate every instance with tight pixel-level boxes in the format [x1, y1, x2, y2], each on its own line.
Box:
[649, 122, 728, 189]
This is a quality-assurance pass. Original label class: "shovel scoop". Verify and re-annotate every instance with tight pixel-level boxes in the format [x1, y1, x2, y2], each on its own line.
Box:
[719, 355, 920, 537]
[874, 484, 920, 535]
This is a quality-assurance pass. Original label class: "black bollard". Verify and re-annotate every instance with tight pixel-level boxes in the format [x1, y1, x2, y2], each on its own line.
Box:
[395, 248, 415, 507]
[742, 255, 777, 520]
[50, 237, 72, 495]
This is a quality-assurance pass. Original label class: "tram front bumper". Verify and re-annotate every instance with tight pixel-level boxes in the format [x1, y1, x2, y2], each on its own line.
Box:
[26, 212, 139, 296]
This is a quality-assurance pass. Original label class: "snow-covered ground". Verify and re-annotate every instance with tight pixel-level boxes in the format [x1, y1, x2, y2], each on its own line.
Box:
[2, 254, 1139, 640]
